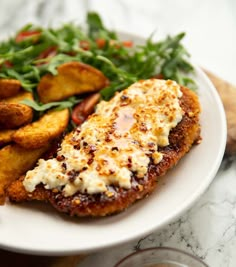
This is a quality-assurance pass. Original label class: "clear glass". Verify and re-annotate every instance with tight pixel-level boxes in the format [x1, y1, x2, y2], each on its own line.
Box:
[114, 247, 208, 267]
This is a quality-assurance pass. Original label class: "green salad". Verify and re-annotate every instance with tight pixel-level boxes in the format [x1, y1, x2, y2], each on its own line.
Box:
[0, 12, 196, 125]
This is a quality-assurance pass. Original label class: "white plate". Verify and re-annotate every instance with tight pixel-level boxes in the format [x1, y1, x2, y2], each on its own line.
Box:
[0, 33, 226, 256]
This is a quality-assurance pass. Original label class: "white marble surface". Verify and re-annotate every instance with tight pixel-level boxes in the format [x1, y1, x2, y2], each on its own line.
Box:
[0, 0, 235, 266]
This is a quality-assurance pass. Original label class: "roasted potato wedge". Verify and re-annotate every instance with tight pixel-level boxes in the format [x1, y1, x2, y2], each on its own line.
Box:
[0, 103, 33, 129]
[0, 129, 16, 147]
[0, 91, 33, 104]
[0, 143, 49, 204]
[0, 91, 33, 129]
[37, 62, 109, 103]
[0, 79, 21, 99]
[13, 108, 69, 149]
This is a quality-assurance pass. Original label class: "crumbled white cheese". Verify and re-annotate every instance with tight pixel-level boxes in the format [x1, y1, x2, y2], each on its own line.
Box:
[23, 79, 183, 196]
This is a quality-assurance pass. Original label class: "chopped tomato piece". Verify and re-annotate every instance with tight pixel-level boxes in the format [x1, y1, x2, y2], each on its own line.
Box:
[96, 39, 133, 49]
[15, 30, 41, 43]
[96, 38, 106, 49]
[122, 40, 133, 47]
[79, 40, 90, 50]
[38, 46, 57, 60]
[35, 46, 57, 66]
[1, 61, 13, 68]
[153, 73, 164, 79]
[72, 93, 100, 126]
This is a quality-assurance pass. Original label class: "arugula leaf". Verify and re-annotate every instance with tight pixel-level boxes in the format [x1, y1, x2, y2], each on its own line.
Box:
[0, 11, 197, 122]
[20, 97, 80, 112]
[87, 12, 117, 40]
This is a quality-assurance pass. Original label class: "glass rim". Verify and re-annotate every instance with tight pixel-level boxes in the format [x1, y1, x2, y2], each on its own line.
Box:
[114, 246, 209, 267]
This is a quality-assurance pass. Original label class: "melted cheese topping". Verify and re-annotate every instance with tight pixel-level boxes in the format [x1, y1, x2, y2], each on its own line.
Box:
[23, 79, 183, 196]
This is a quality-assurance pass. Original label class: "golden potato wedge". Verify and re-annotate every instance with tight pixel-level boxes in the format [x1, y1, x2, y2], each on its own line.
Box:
[0, 79, 21, 99]
[37, 62, 109, 103]
[0, 129, 16, 147]
[0, 143, 49, 204]
[0, 91, 33, 129]
[0, 90, 33, 104]
[0, 103, 33, 129]
[13, 108, 69, 149]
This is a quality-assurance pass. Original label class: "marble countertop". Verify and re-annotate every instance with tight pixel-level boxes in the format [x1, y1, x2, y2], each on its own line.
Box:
[0, 0, 235, 266]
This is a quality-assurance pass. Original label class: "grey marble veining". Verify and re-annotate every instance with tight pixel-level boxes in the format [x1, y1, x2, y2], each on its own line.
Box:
[0, 0, 235, 266]
[80, 160, 236, 267]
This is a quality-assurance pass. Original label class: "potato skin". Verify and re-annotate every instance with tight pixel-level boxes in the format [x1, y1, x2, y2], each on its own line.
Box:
[0, 79, 21, 99]
[0, 129, 15, 147]
[0, 91, 33, 104]
[37, 62, 109, 103]
[13, 109, 69, 149]
[0, 103, 33, 129]
[0, 91, 33, 129]
[0, 144, 49, 204]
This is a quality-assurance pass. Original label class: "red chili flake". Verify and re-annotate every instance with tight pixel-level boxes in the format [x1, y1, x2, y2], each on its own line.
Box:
[105, 134, 112, 142]
[148, 142, 155, 148]
[120, 95, 128, 101]
[139, 122, 147, 132]
[61, 162, 67, 170]
[127, 157, 132, 168]
[109, 169, 115, 175]
[73, 144, 80, 150]
[56, 155, 65, 161]
[88, 144, 96, 153]
[67, 170, 78, 182]
[87, 158, 93, 165]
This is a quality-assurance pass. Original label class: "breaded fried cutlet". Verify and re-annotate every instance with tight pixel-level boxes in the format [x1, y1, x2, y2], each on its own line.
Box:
[7, 79, 201, 217]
